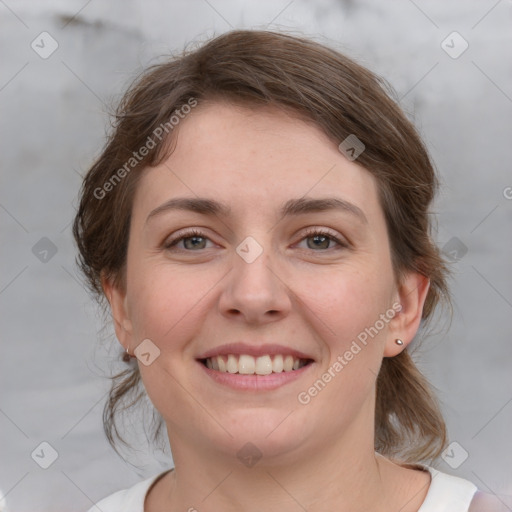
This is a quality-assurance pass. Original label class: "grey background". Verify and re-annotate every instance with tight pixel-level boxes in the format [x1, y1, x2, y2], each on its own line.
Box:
[1, 1, 511, 510]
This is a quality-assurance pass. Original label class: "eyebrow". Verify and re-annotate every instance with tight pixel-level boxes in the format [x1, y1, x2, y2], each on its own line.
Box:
[145, 196, 368, 225]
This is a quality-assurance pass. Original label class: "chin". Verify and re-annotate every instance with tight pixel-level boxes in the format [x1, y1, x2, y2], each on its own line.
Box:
[203, 408, 317, 466]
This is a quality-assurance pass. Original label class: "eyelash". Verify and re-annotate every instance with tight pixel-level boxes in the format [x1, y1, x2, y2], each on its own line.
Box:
[163, 227, 348, 252]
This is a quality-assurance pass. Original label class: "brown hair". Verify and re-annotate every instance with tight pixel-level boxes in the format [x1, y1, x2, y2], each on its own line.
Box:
[73, 29, 450, 463]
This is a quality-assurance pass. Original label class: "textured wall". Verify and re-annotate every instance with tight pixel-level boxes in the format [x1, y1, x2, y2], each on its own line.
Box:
[1, 1, 511, 510]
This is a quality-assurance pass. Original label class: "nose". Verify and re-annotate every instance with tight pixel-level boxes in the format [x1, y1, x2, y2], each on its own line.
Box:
[218, 241, 292, 325]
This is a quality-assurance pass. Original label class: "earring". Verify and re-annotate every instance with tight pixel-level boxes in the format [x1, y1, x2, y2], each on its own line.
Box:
[395, 339, 404, 346]
[122, 348, 135, 362]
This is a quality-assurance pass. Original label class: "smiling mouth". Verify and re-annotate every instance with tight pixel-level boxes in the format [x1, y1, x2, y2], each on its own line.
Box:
[199, 354, 314, 375]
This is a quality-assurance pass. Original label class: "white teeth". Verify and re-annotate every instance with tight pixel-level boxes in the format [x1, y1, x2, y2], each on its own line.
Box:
[255, 355, 273, 375]
[283, 355, 294, 372]
[239, 354, 255, 374]
[272, 354, 284, 373]
[227, 354, 238, 374]
[204, 354, 309, 374]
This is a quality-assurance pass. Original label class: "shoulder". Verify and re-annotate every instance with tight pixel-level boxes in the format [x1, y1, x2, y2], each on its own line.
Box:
[86, 484, 144, 512]
[402, 463, 477, 511]
[468, 490, 510, 512]
[86, 471, 169, 512]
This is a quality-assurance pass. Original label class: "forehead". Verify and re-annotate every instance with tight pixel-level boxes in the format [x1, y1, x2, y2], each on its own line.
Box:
[132, 101, 382, 225]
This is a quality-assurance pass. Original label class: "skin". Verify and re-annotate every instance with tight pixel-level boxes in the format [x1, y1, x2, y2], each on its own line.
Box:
[104, 101, 432, 512]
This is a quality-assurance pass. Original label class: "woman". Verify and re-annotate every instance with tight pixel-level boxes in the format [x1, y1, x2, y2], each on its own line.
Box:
[74, 30, 499, 511]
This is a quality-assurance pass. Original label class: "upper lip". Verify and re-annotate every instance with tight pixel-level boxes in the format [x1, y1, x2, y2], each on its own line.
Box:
[197, 342, 315, 361]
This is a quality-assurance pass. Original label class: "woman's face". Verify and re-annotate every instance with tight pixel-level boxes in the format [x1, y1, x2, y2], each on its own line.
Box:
[106, 101, 427, 463]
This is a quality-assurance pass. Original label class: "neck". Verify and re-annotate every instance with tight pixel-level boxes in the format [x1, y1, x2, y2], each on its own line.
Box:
[157, 410, 400, 512]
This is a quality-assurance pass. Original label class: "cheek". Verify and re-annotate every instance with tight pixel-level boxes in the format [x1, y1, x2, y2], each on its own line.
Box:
[294, 268, 392, 422]
[296, 264, 393, 347]
[125, 261, 214, 346]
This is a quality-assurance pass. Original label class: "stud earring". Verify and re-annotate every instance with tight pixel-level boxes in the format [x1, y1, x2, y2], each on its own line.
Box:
[122, 347, 135, 362]
[395, 339, 404, 346]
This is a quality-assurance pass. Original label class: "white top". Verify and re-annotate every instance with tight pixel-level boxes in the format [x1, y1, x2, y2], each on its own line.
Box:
[87, 464, 479, 512]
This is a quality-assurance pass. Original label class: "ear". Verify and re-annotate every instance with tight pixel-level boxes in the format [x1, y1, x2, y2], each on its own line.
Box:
[383, 272, 430, 357]
[101, 272, 134, 352]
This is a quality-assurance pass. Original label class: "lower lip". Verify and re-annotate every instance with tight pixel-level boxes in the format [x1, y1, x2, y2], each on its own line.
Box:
[197, 360, 314, 391]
